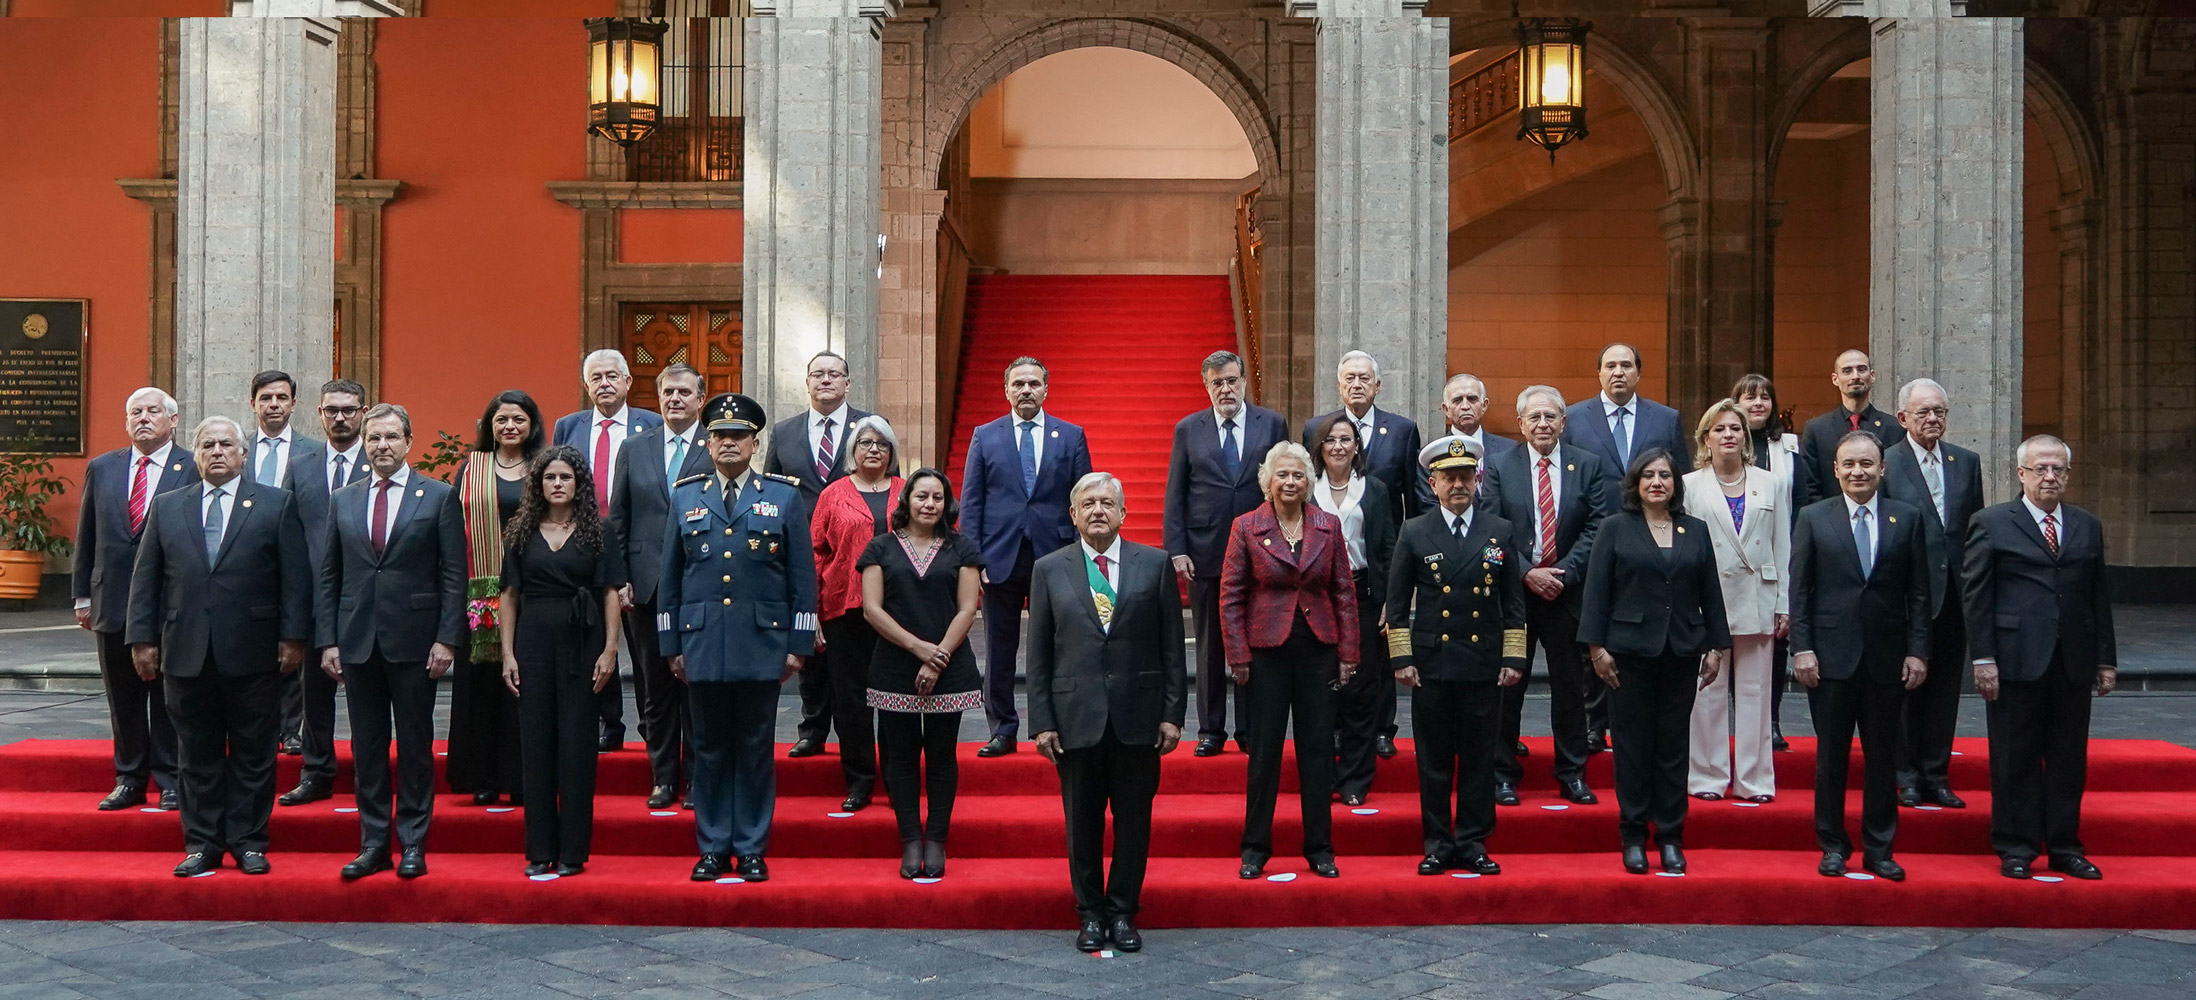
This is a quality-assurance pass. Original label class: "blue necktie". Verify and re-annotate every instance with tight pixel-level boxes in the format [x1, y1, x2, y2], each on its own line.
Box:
[1613, 407, 1632, 468]
[257, 437, 281, 486]
[1221, 418, 1241, 479]
[204, 488, 226, 562]
[1853, 507, 1873, 580]
[1018, 420, 1038, 494]
[668, 434, 688, 492]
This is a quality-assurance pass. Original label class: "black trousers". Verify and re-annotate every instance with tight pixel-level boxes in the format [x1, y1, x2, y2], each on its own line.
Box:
[166, 669, 282, 856]
[1610, 651, 1695, 848]
[1414, 677, 1500, 860]
[878, 709, 960, 843]
[689, 679, 777, 858]
[96, 628, 177, 791]
[1809, 674, 1903, 862]
[1239, 618, 1338, 865]
[821, 614, 879, 800]
[1498, 594, 1592, 787]
[1898, 599, 1968, 793]
[794, 636, 835, 746]
[518, 652, 601, 865]
[1987, 663, 2092, 863]
[445, 657, 521, 795]
[1191, 575, 1246, 740]
[297, 652, 340, 782]
[624, 600, 690, 792]
[1770, 635, 1791, 734]
[1056, 728, 1160, 922]
[1378, 656, 1401, 740]
[980, 541, 1035, 740]
[1331, 574, 1390, 800]
[279, 668, 303, 742]
[595, 658, 625, 745]
[344, 654, 438, 852]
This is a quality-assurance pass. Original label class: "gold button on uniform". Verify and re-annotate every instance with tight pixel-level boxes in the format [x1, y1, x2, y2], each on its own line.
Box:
[722, 552, 732, 559]
[1440, 610, 1450, 618]
[722, 598, 732, 606]
[1442, 585, 1452, 594]
[722, 575, 731, 583]
[1440, 634, 1449, 642]
[726, 528, 734, 536]
[1472, 611, 1481, 618]
[1470, 635, 1480, 643]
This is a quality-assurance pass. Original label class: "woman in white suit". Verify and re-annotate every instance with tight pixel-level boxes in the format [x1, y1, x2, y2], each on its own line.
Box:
[1732, 374, 1800, 751]
[1681, 398, 1790, 802]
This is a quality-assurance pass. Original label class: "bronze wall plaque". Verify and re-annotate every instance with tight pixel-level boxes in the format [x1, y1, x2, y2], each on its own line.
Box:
[0, 299, 88, 456]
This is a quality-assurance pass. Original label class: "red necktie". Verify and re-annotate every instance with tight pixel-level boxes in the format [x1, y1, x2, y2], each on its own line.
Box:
[2043, 512, 2059, 556]
[594, 418, 615, 508]
[815, 418, 836, 481]
[1848, 412, 1862, 431]
[1094, 554, 1112, 580]
[128, 455, 152, 534]
[370, 479, 393, 555]
[1535, 456, 1558, 568]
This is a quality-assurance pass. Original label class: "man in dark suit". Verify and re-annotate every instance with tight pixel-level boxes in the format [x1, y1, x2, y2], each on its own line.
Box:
[610, 363, 712, 810]
[1415, 372, 1518, 512]
[1880, 378, 1985, 810]
[1964, 434, 2116, 881]
[1302, 350, 1424, 524]
[761, 350, 890, 760]
[1561, 343, 1684, 743]
[1795, 349, 1901, 509]
[553, 348, 664, 751]
[243, 370, 326, 759]
[1167, 350, 1287, 757]
[1028, 472, 1187, 953]
[1385, 437, 1526, 877]
[278, 378, 371, 807]
[318, 403, 468, 880]
[126, 416, 310, 877]
[1790, 431, 1931, 882]
[74, 386, 198, 812]
[1479, 386, 1610, 806]
[961, 356, 1093, 756]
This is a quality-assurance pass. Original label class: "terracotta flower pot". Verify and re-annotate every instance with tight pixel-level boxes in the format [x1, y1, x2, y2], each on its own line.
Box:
[0, 549, 45, 601]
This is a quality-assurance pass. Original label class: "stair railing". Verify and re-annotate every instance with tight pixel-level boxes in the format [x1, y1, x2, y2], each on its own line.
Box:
[1233, 186, 1266, 405]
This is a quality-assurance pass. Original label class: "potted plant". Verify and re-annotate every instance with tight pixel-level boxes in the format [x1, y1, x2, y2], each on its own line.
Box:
[0, 450, 73, 601]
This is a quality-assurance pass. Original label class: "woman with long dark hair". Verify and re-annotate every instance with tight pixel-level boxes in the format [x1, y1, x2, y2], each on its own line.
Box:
[449, 390, 545, 805]
[498, 445, 624, 877]
[1731, 373, 1801, 752]
[1306, 412, 1396, 808]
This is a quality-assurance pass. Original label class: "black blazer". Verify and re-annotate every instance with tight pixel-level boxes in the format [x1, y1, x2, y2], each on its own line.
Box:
[71, 445, 199, 633]
[1879, 437, 1985, 620]
[1577, 511, 1733, 660]
[609, 424, 714, 605]
[315, 469, 469, 663]
[1025, 539, 1189, 751]
[1795, 404, 1901, 509]
[761, 406, 888, 508]
[1383, 508, 1527, 684]
[1479, 444, 1611, 608]
[124, 478, 310, 678]
[1163, 404, 1288, 577]
[1301, 406, 1424, 523]
[288, 441, 371, 577]
[1961, 500, 2117, 684]
[1789, 495, 1931, 684]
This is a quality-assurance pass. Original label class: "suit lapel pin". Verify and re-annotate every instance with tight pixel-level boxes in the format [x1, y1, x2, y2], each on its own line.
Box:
[1567, 464, 1575, 472]
[415, 489, 425, 497]
[1262, 538, 1272, 547]
[1051, 430, 1059, 439]
[172, 463, 183, 471]
[1887, 515, 1897, 524]
[241, 499, 253, 508]
[1676, 526, 1685, 533]
[1378, 426, 1388, 435]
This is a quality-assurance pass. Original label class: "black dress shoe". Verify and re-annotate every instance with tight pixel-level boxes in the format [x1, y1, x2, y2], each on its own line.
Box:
[278, 778, 331, 807]
[1560, 779, 1599, 805]
[1897, 786, 1921, 808]
[2050, 855, 2102, 880]
[236, 851, 270, 875]
[1075, 919, 1106, 953]
[1867, 858, 1906, 882]
[1819, 853, 1848, 877]
[646, 785, 677, 810]
[787, 737, 823, 758]
[1108, 916, 1143, 953]
[1926, 787, 1967, 809]
[899, 842, 923, 880]
[1194, 736, 1224, 757]
[1772, 729, 1791, 752]
[1308, 859, 1340, 879]
[1622, 846, 1649, 875]
[736, 855, 769, 881]
[556, 863, 584, 877]
[1458, 853, 1502, 876]
[1692, 791, 1724, 802]
[526, 861, 556, 877]
[976, 735, 1015, 757]
[158, 789, 179, 811]
[691, 853, 729, 881]
[841, 792, 871, 812]
[683, 794, 695, 811]
[279, 734, 304, 756]
[1495, 781, 1520, 807]
[396, 847, 427, 879]
[173, 851, 220, 878]
[920, 840, 945, 879]
[1374, 735, 1398, 759]
[1340, 793, 1366, 808]
[1999, 857, 2033, 879]
[1588, 729, 1610, 753]
[1417, 854, 1449, 876]
[1659, 845, 1687, 874]
[598, 728, 623, 753]
[98, 782, 146, 811]
[342, 850, 392, 880]
[1238, 859, 1265, 880]
[471, 791, 499, 806]
[1513, 740, 1530, 757]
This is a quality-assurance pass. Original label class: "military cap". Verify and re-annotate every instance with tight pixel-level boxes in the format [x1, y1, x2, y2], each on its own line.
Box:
[1418, 434, 1483, 473]
[702, 393, 767, 434]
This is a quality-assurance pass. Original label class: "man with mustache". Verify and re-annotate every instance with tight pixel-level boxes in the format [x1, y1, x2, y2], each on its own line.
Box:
[554, 349, 664, 752]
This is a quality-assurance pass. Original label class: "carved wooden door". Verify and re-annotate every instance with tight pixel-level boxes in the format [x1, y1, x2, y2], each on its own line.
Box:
[619, 302, 741, 412]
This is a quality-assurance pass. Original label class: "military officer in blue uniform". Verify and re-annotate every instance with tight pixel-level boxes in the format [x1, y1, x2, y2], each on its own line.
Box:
[658, 393, 818, 883]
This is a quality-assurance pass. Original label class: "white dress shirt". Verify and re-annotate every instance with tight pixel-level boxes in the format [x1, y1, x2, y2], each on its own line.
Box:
[254, 424, 294, 487]
[1079, 535, 1124, 633]
[664, 423, 700, 477]
[1214, 406, 1247, 458]
[1843, 493, 1879, 572]
[2021, 495, 2060, 533]
[326, 441, 364, 493]
[1311, 473, 1368, 571]
[588, 404, 633, 477]
[1012, 409, 1048, 474]
[366, 465, 412, 541]
[1526, 443, 1565, 565]
[807, 405, 851, 473]
[200, 478, 239, 551]
[75, 442, 177, 611]
[1345, 405, 1378, 445]
[1908, 435, 1948, 523]
[1442, 504, 1474, 542]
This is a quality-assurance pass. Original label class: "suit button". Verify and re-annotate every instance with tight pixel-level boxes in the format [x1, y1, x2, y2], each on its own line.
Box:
[723, 551, 732, 559]
[725, 528, 734, 536]
[1440, 610, 1450, 618]
[722, 598, 732, 606]
[1440, 634, 1449, 642]
[722, 575, 731, 583]
[1471, 635, 1480, 643]
[1473, 611, 1481, 618]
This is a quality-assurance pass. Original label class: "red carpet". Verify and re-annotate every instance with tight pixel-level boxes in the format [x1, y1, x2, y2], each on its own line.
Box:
[5, 736, 2196, 928]
[945, 274, 1238, 549]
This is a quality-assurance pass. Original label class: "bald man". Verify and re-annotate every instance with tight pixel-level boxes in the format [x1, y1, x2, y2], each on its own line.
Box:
[1795, 349, 1900, 510]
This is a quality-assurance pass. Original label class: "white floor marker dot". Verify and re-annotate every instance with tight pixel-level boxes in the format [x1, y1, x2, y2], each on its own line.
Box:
[1917, 805, 1943, 812]
[334, 807, 358, 813]
[714, 876, 746, 885]
[2034, 875, 2064, 883]
[913, 877, 942, 884]
[529, 873, 559, 882]
[189, 871, 216, 878]
[1449, 872, 1481, 880]
[1266, 872, 1297, 883]
[1734, 801, 1762, 808]
[1541, 804, 1570, 811]
[1843, 871, 1876, 881]
[1350, 808, 1378, 816]
[486, 807, 515, 813]
[649, 810, 677, 817]
[1654, 871, 1686, 878]
[139, 807, 163, 814]
[826, 812, 854, 818]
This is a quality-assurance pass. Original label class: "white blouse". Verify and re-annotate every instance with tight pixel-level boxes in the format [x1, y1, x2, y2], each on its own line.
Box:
[1312, 472, 1368, 572]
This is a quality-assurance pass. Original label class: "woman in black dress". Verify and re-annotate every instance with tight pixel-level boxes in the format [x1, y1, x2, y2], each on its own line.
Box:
[450, 390, 542, 805]
[859, 468, 983, 880]
[497, 445, 625, 877]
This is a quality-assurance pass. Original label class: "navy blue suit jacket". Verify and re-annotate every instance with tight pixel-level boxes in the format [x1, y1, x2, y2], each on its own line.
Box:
[1168, 404, 1288, 576]
[1879, 437, 1985, 620]
[610, 424, 715, 606]
[959, 413, 1092, 575]
[1301, 406, 1423, 523]
[126, 478, 311, 678]
[1562, 395, 1691, 488]
[72, 445, 200, 634]
[1479, 444, 1612, 609]
[554, 407, 666, 499]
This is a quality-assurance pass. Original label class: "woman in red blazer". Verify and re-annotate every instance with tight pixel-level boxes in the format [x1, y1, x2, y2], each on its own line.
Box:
[809, 416, 904, 813]
[1220, 441, 1360, 880]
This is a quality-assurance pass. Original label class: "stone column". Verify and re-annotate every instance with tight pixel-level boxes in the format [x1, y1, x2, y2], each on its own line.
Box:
[1306, 12, 1447, 431]
[1666, 20, 1773, 420]
[743, 1, 896, 429]
[1867, 13, 2025, 498]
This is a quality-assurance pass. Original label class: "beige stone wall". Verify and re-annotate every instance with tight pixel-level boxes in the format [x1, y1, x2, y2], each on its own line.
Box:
[961, 177, 1248, 275]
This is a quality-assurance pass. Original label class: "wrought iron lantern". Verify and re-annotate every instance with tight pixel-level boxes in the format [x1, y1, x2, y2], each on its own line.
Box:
[1516, 18, 1590, 161]
[587, 18, 667, 147]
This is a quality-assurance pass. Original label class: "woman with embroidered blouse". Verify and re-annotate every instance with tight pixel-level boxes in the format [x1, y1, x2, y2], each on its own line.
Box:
[858, 468, 984, 880]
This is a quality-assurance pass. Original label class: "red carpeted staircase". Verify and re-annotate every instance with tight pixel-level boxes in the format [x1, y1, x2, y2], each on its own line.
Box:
[945, 274, 1239, 549]
[6, 736, 2196, 929]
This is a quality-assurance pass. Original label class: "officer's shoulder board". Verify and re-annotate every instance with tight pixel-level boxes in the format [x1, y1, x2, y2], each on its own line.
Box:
[673, 472, 711, 488]
[761, 471, 800, 487]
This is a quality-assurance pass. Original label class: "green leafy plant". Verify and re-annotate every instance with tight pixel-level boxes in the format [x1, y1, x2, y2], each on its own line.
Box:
[0, 450, 74, 558]
[414, 430, 470, 482]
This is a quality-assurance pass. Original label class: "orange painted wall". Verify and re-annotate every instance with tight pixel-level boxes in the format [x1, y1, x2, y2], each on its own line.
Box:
[377, 17, 590, 446]
[0, 17, 160, 548]
[620, 209, 741, 264]
[1771, 130, 1870, 427]
[1448, 153, 1670, 438]
[10, 0, 222, 15]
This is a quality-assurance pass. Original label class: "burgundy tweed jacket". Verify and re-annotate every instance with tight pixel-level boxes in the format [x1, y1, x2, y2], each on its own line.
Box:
[1218, 501, 1360, 667]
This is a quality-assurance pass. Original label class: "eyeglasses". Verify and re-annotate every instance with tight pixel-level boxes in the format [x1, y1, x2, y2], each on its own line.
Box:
[319, 406, 361, 417]
[854, 440, 891, 452]
[1907, 406, 1949, 419]
[2020, 464, 2069, 478]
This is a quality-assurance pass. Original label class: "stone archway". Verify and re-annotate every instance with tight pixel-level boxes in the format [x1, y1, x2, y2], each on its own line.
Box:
[2021, 57, 2104, 468]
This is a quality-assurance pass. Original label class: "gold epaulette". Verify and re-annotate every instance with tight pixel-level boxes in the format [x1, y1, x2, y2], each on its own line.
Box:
[673, 472, 710, 487]
[761, 472, 801, 486]
[1502, 628, 1528, 660]
[1386, 627, 1414, 660]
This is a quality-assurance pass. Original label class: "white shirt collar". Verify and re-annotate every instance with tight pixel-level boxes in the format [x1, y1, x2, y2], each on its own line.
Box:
[1080, 535, 1123, 567]
[1843, 492, 1878, 521]
[1529, 441, 1560, 463]
[257, 423, 293, 446]
[593, 404, 631, 427]
[201, 477, 240, 499]
[1908, 434, 1942, 463]
[1442, 504, 1474, 536]
[1600, 392, 1633, 416]
[1214, 406, 1244, 428]
[329, 440, 363, 465]
[1015, 409, 1048, 428]
[2021, 494, 2059, 525]
[665, 422, 698, 445]
[1345, 405, 1376, 427]
[372, 465, 411, 489]
[134, 441, 175, 468]
[812, 404, 849, 429]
